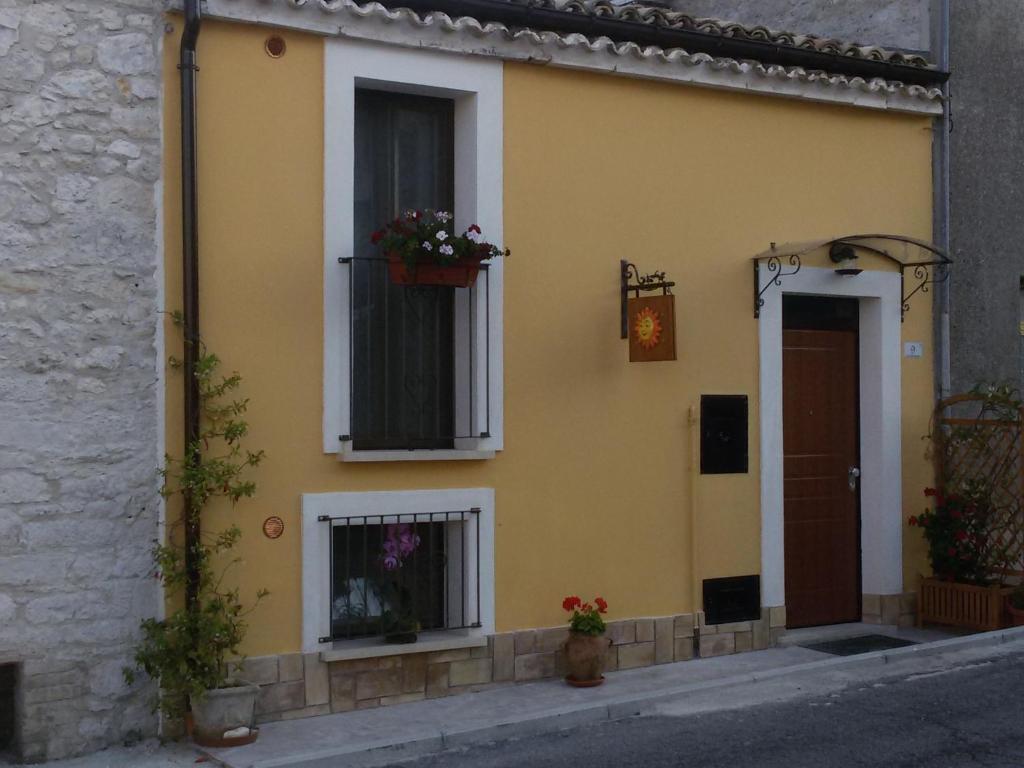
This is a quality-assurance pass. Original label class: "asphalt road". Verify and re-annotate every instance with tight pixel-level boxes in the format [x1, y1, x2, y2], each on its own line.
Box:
[392, 650, 1024, 768]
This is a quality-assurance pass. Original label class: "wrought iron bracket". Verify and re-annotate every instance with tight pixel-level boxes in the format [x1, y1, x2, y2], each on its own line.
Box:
[318, 636, 331, 644]
[753, 249, 802, 318]
[621, 260, 675, 339]
[900, 262, 950, 322]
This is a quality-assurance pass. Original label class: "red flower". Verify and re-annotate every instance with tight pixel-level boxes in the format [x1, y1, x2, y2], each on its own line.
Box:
[414, 210, 422, 220]
[595, 597, 608, 614]
[951, 510, 963, 520]
[562, 596, 581, 612]
[581, 603, 593, 613]
[924, 488, 938, 497]
[947, 546, 957, 557]
[370, 228, 385, 245]
[955, 530, 968, 541]
[908, 516, 918, 527]
[468, 224, 481, 234]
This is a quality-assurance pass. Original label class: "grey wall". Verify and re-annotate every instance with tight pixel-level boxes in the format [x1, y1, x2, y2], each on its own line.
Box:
[675, 0, 930, 52]
[0, 1, 163, 760]
[947, 0, 1024, 394]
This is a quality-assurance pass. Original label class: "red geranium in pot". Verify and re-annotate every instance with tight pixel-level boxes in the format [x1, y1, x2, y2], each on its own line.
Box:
[561, 595, 610, 687]
[370, 209, 508, 288]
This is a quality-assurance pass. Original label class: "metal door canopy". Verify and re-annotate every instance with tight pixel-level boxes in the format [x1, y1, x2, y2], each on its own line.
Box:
[752, 233, 952, 320]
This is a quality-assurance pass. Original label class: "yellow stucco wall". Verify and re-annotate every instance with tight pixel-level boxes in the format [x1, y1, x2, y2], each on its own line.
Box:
[163, 19, 935, 657]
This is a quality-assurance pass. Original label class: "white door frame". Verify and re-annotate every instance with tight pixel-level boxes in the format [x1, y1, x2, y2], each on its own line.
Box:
[758, 266, 904, 610]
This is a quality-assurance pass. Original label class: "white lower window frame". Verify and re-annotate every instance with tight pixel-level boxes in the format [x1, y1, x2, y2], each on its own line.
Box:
[301, 488, 496, 655]
[323, 39, 504, 462]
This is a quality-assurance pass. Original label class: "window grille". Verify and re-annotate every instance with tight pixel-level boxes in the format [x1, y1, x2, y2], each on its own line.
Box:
[319, 509, 482, 642]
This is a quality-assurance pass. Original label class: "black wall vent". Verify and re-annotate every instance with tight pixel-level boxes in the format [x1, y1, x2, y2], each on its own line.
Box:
[0, 663, 16, 756]
[703, 575, 760, 625]
[700, 395, 748, 474]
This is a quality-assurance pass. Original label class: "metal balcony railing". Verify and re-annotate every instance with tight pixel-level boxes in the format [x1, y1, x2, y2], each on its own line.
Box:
[339, 256, 491, 451]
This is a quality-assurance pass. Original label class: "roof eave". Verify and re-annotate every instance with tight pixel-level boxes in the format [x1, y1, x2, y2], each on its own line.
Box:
[383, 0, 950, 87]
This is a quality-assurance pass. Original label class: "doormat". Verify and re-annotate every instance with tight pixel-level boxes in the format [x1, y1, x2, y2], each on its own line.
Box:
[799, 634, 918, 656]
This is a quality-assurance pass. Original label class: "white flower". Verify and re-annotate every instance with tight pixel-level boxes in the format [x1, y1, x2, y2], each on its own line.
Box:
[404, 210, 417, 220]
[435, 230, 448, 242]
[422, 241, 432, 252]
[466, 229, 481, 243]
[439, 244, 454, 256]
[436, 211, 452, 222]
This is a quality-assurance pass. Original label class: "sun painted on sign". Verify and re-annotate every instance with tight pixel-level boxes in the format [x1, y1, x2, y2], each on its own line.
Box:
[628, 295, 676, 362]
[634, 306, 663, 350]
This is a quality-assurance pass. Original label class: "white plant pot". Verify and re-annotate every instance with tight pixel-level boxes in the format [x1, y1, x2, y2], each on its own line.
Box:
[191, 681, 259, 745]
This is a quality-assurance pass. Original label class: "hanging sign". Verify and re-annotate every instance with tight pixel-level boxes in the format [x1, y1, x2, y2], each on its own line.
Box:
[628, 294, 676, 363]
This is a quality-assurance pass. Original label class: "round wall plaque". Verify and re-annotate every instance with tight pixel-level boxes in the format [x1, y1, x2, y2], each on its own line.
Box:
[264, 35, 286, 58]
[262, 516, 284, 539]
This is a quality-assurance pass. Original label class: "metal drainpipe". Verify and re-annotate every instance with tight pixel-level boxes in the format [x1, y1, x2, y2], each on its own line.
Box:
[687, 406, 701, 656]
[180, 0, 202, 611]
[933, 0, 952, 400]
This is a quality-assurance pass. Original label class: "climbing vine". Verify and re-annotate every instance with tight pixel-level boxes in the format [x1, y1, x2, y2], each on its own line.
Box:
[125, 313, 267, 718]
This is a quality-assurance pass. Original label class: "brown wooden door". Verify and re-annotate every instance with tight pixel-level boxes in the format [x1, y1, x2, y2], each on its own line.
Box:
[783, 326, 861, 628]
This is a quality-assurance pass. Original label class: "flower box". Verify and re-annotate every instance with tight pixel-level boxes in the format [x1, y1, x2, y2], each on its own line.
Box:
[372, 210, 507, 289]
[387, 252, 484, 288]
[917, 577, 1015, 632]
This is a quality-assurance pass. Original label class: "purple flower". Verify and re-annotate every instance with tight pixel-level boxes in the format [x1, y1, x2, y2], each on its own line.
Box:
[381, 524, 420, 569]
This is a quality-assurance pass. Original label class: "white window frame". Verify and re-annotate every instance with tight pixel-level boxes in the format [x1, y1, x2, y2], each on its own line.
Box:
[323, 39, 504, 461]
[301, 488, 496, 655]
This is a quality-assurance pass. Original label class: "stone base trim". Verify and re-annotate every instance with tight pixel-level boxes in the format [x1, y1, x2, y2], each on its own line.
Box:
[240, 609, 782, 724]
[862, 593, 916, 628]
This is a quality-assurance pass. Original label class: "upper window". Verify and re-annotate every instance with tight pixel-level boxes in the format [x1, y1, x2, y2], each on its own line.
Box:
[323, 40, 504, 462]
[352, 90, 456, 450]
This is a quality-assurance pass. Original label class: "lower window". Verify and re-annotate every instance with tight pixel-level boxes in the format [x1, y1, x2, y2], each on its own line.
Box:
[324, 510, 481, 642]
[302, 488, 495, 651]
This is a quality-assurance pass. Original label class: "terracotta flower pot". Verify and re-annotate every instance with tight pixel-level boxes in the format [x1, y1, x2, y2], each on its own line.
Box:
[563, 631, 610, 686]
[386, 252, 483, 288]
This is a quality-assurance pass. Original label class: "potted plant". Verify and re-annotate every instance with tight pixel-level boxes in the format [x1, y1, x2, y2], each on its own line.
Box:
[378, 523, 422, 643]
[561, 596, 610, 687]
[125, 319, 268, 747]
[910, 484, 1015, 631]
[370, 209, 509, 288]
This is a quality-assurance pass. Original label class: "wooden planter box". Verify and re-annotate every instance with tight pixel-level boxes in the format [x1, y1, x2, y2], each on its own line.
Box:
[918, 577, 1015, 632]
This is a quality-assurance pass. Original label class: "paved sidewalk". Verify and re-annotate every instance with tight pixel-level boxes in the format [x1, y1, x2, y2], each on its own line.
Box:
[204, 623, 1023, 768]
[11, 623, 1021, 768]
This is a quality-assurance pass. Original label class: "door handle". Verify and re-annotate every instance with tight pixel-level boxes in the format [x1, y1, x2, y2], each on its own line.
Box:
[848, 466, 861, 492]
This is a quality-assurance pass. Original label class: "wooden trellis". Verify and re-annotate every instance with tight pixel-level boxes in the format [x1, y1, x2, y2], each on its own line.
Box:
[932, 394, 1024, 580]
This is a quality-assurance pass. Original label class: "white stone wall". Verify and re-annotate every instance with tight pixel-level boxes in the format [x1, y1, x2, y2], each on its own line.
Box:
[0, 0, 164, 760]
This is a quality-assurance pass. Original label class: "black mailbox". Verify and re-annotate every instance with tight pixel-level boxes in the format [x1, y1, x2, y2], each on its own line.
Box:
[700, 395, 748, 474]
